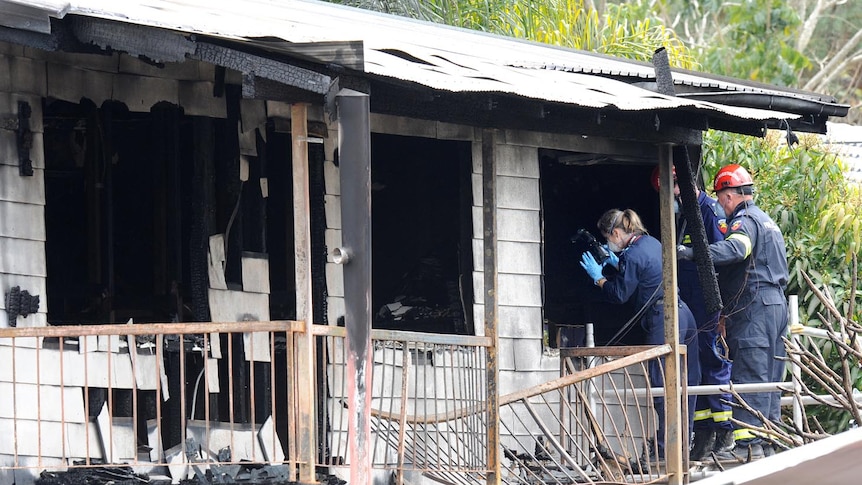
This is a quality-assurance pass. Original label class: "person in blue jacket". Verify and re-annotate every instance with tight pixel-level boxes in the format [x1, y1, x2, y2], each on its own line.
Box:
[679, 164, 789, 462]
[580, 208, 700, 461]
[650, 166, 734, 460]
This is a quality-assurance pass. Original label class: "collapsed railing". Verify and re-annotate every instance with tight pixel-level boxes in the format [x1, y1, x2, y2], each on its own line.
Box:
[0, 321, 686, 485]
[320, 328, 680, 485]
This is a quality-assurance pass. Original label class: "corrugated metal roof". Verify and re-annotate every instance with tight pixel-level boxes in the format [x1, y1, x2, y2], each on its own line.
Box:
[0, 0, 848, 128]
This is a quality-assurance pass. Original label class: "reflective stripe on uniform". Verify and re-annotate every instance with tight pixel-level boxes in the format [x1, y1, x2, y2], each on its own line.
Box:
[712, 410, 732, 423]
[734, 428, 757, 441]
[727, 233, 752, 258]
[693, 409, 712, 422]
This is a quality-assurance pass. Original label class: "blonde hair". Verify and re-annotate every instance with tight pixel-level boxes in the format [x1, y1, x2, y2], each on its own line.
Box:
[598, 208, 647, 237]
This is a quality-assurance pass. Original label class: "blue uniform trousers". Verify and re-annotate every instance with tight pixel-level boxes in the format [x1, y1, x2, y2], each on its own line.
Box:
[643, 298, 700, 456]
[725, 288, 788, 442]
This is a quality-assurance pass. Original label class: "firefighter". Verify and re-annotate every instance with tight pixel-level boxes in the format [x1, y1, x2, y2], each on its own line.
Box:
[580, 208, 700, 461]
[678, 164, 789, 461]
[650, 166, 734, 460]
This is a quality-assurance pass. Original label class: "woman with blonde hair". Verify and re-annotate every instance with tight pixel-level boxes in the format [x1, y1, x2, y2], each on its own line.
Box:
[580, 208, 700, 461]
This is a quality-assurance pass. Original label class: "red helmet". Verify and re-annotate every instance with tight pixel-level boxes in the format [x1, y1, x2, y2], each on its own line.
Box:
[650, 165, 676, 192]
[712, 164, 753, 192]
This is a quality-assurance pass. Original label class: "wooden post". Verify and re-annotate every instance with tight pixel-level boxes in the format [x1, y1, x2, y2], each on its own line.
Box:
[482, 129, 501, 485]
[291, 103, 317, 483]
[658, 145, 683, 484]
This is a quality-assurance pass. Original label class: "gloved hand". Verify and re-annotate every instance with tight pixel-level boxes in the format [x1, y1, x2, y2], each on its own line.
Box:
[603, 244, 620, 269]
[677, 244, 694, 261]
[580, 251, 604, 284]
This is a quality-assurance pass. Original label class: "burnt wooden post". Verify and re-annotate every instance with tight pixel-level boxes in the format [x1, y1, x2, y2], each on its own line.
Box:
[334, 89, 373, 485]
[482, 129, 501, 485]
[658, 146, 683, 484]
[291, 103, 317, 483]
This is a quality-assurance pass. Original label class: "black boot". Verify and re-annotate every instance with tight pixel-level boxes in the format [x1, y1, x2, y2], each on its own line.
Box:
[712, 428, 735, 454]
[690, 429, 716, 461]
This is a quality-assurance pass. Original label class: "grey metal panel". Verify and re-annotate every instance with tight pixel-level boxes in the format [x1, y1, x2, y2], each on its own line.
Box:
[495, 144, 539, 178]
[473, 272, 542, 307]
[0, 382, 87, 422]
[496, 175, 540, 210]
[325, 262, 344, 297]
[497, 336, 516, 371]
[323, 159, 340, 196]
[9, 53, 46, 96]
[0, 344, 145, 389]
[472, 239, 541, 275]
[326, 295, 344, 325]
[46, 62, 112, 106]
[111, 73, 179, 112]
[42, 50, 121, 73]
[370, 113, 437, 138]
[0, 165, 43, 204]
[0, 131, 43, 169]
[324, 194, 341, 229]
[0, 236, 45, 277]
[178, 80, 226, 118]
[472, 207, 541, 243]
[0, 200, 45, 241]
[501, 305, 543, 339]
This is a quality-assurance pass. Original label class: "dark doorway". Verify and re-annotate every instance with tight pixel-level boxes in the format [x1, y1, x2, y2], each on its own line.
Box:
[540, 151, 661, 346]
[370, 134, 473, 335]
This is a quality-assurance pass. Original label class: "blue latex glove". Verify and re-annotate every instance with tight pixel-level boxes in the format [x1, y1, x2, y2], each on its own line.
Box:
[603, 244, 620, 269]
[580, 251, 604, 283]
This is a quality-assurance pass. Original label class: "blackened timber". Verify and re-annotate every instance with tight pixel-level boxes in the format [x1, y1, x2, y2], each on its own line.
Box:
[308, 143, 331, 462]
[193, 42, 331, 95]
[241, 129, 266, 253]
[69, 16, 195, 64]
[482, 129, 502, 484]
[243, 76, 323, 104]
[367, 81, 706, 145]
[190, 117, 215, 323]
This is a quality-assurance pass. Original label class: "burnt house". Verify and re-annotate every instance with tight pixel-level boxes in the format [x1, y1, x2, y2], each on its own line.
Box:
[0, 1, 849, 484]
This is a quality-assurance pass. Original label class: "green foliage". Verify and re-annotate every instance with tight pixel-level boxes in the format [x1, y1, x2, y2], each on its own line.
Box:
[640, 0, 811, 86]
[702, 131, 860, 318]
[702, 131, 862, 433]
[701, 0, 809, 85]
[333, 0, 698, 68]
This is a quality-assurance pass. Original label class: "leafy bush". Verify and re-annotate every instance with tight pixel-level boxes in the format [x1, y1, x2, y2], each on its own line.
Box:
[702, 129, 862, 434]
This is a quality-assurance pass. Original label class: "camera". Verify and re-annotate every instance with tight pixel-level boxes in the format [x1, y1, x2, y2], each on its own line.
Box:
[571, 228, 610, 265]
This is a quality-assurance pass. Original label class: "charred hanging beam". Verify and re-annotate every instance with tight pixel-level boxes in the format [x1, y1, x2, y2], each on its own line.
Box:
[193, 42, 331, 95]
[190, 117, 216, 322]
[69, 16, 195, 64]
[652, 47, 722, 316]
